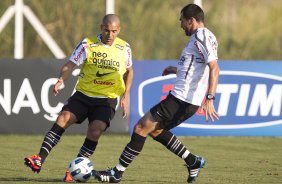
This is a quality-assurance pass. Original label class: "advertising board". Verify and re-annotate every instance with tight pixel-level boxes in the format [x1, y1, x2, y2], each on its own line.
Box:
[130, 60, 282, 136]
[0, 59, 128, 134]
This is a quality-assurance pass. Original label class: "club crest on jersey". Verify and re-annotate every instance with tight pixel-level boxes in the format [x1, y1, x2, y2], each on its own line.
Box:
[115, 44, 124, 50]
[79, 73, 85, 78]
[178, 55, 190, 65]
[90, 42, 99, 48]
[196, 58, 204, 63]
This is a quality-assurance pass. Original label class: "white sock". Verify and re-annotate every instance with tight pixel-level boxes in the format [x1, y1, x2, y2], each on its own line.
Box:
[116, 163, 126, 172]
[182, 150, 190, 159]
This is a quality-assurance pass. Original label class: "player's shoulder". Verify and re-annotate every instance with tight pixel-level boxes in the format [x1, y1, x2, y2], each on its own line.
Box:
[73, 38, 88, 51]
[195, 28, 217, 41]
[116, 37, 131, 48]
[84, 36, 100, 43]
[75, 37, 92, 47]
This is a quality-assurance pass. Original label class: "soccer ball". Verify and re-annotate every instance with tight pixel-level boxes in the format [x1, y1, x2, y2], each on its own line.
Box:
[68, 157, 94, 182]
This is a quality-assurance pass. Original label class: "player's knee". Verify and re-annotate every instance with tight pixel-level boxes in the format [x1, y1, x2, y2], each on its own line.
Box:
[149, 129, 163, 138]
[87, 121, 106, 140]
[87, 130, 102, 140]
[56, 112, 74, 128]
[134, 119, 155, 136]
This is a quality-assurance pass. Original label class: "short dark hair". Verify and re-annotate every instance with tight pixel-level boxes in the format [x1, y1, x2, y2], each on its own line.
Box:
[181, 4, 204, 22]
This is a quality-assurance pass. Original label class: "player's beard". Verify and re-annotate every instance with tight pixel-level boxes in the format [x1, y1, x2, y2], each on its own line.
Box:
[185, 29, 192, 36]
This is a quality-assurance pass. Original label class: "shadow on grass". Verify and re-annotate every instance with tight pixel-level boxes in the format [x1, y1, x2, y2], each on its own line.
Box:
[0, 177, 183, 184]
[0, 177, 62, 183]
[122, 179, 182, 184]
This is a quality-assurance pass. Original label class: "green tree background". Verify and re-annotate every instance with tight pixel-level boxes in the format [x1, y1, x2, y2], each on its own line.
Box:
[0, 0, 281, 60]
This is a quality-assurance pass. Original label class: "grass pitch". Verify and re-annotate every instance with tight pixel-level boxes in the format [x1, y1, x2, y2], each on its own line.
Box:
[0, 134, 281, 184]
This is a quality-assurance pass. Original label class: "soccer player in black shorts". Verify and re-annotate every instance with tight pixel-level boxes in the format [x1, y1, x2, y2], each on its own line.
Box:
[93, 4, 220, 183]
[24, 14, 133, 182]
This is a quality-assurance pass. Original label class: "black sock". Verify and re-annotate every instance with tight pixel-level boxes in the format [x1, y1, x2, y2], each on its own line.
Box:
[77, 138, 97, 158]
[153, 130, 196, 166]
[38, 123, 65, 163]
[113, 167, 124, 178]
[185, 152, 197, 166]
[118, 132, 146, 169]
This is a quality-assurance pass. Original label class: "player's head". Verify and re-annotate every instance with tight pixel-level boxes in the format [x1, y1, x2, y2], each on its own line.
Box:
[180, 4, 205, 36]
[100, 14, 121, 46]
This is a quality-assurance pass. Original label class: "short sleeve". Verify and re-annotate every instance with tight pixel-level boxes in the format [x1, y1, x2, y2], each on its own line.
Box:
[125, 43, 132, 68]
[69, 39, 88, 66]
[195, 29, 218, 63]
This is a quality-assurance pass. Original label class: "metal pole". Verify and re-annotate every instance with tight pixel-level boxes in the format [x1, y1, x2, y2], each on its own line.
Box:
[23, 6, 66, 59]
[0, 0, 66, 58]
[194, 0, 203, 8]
[14, 0, 24, 59]
[106, 0, 115, 14]
[0, 6, 15, 33]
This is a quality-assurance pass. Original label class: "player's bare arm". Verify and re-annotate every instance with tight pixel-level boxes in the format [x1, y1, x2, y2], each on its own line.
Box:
[53, 61, 76, 96]
[162, 66, 177, 76]
[121, 66, 133, 118]
[201, 60, 220, 122]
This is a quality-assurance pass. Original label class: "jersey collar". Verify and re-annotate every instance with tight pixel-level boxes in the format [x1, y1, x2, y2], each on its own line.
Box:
[97, 34, 116, 48]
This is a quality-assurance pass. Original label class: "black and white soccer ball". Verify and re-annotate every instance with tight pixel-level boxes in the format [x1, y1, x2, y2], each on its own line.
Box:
[68, 157, 94, 182]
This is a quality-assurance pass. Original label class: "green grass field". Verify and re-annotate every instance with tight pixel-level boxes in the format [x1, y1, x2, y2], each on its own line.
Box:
[0, 134, 281, 184]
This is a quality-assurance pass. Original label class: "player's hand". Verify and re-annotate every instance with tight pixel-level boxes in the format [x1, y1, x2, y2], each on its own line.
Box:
[201, 100, 219, 122]
[120, 94, 129, 118]
[162, 66, 177, 76]
[53, 79, 63, 96]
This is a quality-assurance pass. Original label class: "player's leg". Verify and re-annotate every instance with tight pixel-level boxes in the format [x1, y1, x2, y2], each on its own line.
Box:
[93, 111, 157, 183]
[151, 129, 198, 166]
[77, 120, 107, 158]
[77, 98, 116, 158]
[149, 101, 199, 167]
[24, 92, 86, 173]
[24, 111, 77, 173]
[150, 96, 205, 183]
[64, 97, 117, 182]
[63, 119, 108, 182]
[148, 94, 196, 165]
[151, 129, 205, 183]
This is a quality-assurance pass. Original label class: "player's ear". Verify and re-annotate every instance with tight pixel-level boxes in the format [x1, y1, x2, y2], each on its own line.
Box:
[187, 18, 193, 25]
[191, 17, 197, 24]
[100, 24, 103, 31]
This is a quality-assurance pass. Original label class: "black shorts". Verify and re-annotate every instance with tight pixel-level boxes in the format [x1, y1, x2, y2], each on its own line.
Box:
[150, 93, 199, 130]
[62, 91, 117, 126]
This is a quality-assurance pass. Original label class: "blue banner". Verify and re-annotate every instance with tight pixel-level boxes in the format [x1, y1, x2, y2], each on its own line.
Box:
[129, 60, 282, 136]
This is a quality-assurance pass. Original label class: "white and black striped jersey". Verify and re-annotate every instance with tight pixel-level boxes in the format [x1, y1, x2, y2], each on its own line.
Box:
[171, 27, 218, 106]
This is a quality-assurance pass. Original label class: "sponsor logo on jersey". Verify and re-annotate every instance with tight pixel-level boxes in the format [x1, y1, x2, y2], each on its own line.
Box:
[90, 42, 99, 47]
[195, 58, 204, 63]
[126, 48, 131, 67]
[93, 79, 114, 85]
[74, 45, 87, 62]
[96, 71, 114, 77]
[79, 73, 85, 78]
[91, 51, 120, 71]
[178, 55, 195, 65]
[115, 44, 124, 50]
[178, 56, 185, 65]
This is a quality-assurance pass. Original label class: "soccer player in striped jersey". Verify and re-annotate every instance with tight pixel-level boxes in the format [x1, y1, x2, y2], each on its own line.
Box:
[93, 4, 220, 183]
